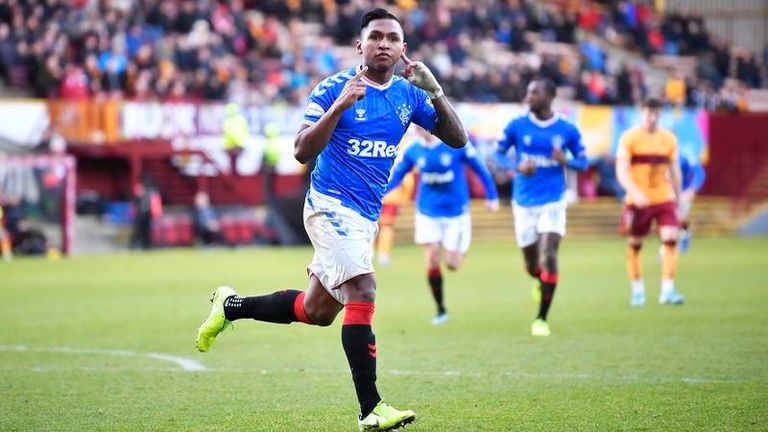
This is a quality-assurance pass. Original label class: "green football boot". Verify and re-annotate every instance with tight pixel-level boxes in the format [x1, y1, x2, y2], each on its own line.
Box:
[358, 401, 416, 431]
[195, 286, 237, 352]
[531, 318, 551, 337]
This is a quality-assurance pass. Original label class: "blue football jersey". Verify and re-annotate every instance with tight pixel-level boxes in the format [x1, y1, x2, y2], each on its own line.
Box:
[303, 66, 438, 221]
[387, 141, 498, 217]
[497, 112, 587, 207]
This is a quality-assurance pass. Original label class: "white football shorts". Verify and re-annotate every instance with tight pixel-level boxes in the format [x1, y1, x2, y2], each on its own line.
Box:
[512, 199, 567, 247]
[414, 212, 472, 254]
[303, 188, 377, 304]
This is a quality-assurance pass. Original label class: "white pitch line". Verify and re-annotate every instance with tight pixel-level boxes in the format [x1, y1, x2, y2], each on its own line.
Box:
[0, 346, 760, 384]
[0, 345, 206, 372]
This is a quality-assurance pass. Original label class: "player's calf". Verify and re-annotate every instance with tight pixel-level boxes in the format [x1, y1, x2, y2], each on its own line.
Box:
[521, 242, 541, 279]
[537, 270, 558, 322]
[524, 262, 541, 279]
[659, 239, 684, 305]
[223, 289, 314, 324]
[626, 240, 646, 306]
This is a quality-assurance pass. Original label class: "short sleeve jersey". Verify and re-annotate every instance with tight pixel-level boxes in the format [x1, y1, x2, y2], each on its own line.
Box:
[392, 141, 498, 217]
[617, 126, 678, 205]
[497, 113, 586, 206]
[302, 66, 438, 221]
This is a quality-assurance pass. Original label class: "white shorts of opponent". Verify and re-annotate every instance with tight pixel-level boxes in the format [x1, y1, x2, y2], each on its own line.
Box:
[513, 199, 567, 248]
[303, 188, 378, 304]
[414, 212, 472, 254]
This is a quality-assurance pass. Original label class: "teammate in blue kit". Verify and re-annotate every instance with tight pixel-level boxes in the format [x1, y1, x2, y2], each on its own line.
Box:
[387, 127, 498, 324]
[496, 78, 588, 337]
[195, 8, 467, 432]
[677, 150, 706, 252]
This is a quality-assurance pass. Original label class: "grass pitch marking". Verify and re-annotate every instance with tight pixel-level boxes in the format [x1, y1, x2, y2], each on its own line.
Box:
[0, 346, 759, 385]
[0, 345, 206, 372]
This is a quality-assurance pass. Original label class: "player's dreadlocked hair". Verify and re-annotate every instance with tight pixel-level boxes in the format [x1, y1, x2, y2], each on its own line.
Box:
[361, 8, 401, 31]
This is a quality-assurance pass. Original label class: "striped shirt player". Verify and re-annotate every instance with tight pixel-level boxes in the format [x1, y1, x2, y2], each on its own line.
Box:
[616, 98, 685, 307]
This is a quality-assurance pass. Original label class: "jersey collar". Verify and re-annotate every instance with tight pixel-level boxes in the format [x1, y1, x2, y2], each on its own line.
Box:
[528, 112, 559, 128]
[357, 64, 394, 90]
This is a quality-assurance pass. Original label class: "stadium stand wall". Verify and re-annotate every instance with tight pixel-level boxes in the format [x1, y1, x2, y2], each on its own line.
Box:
[664, 0, 768, 54]
[702, 113, 768, 207]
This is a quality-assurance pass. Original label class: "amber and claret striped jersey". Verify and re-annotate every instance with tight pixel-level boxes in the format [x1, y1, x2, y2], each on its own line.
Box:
[617, 126, 678, 205]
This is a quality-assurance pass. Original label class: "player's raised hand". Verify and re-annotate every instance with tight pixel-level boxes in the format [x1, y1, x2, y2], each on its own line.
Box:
[518, 160, 536, 176]
[334, 67, 368, 111]
[401, 53, 443, 99]
[552, 147, 568, 165]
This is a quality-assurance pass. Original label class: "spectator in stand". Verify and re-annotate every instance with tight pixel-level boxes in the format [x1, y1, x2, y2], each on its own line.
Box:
[0, 203, 10, 261]
[0, 0, 764, 108]
[665, 71, 687, 106]
[130, 182, 162, 250]
[59, 64, 89, 99]
[1, 194, 24, 245]
[222, 102, 249, 175]
[192, 191, 221, 246]
[0, 194, 48, 256]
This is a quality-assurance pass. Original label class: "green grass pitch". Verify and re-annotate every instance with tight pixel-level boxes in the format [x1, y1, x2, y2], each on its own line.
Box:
[1, 237, 766, 431]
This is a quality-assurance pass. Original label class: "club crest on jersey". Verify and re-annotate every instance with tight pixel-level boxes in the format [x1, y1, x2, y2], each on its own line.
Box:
[355, 107, 366, 121]
[440, 153, 452, 167]
[523, 135, 532, 146]
[396, 103, 412, 126]
[552, 134, 564, 149]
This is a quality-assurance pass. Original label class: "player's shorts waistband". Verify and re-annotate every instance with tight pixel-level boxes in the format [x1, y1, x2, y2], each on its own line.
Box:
[512, 198, 567, 209]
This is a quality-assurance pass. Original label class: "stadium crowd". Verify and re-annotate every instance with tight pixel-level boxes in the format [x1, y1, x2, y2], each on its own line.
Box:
[0, 0, 765, 109]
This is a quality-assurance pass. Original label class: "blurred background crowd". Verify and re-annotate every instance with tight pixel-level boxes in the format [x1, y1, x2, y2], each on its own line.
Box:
[1, 0, 765, 109]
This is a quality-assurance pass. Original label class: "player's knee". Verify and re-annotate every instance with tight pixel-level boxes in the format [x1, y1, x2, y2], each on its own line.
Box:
[445, 254, 463, 271]
[311, 312, 336, 327]
[524, 262, 539, 278]
[425, 248, 440, 268]
[354, 290, 376, 304]
[662, 239, 677, 247]
[345, 285, 376, 304]
[303, 304, 337, 327]
[313, 316, 335, 327]
[541, 250, 557, 270]
[341, 274, 377, 304]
